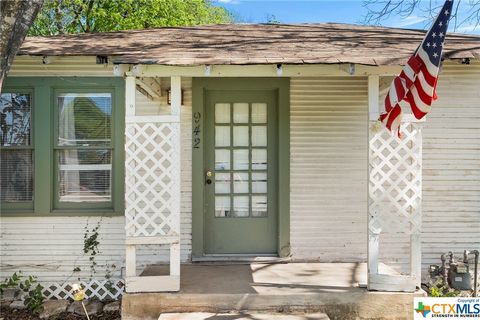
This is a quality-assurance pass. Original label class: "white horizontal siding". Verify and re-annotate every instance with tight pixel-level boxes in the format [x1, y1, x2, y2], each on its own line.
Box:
[0, 78, 193, 282]
[421, 61, 480, 272]
[290, 62, 480, 277]
[289, 77, 369, 262]
[0, 216, 125, 282]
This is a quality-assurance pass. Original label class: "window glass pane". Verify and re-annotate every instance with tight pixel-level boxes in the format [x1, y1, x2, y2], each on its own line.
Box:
[233, 149, 249, 170]
[233, 196, 249, 217]
[215, 173, 230, 194]
[58, 149, 111, 202]
[252, 149, 267, 170]
[0, 150, 33, 202]
[252, 103, 267, 123]
[252, 196, 267, 217]
[215, 196, 230, 217]
[252, 126, 267, 147]
[0, 93, 31, 146]
[233, 172, 249, 193]
[215, 126, 230, 147]
[58, 93, 112, 146]
[252, 172, 267, 193]
[215, 103, 230, 124]
[233, 103, 248, 123]
[233, 126, 249, 146]
[215, 149, 230, 170]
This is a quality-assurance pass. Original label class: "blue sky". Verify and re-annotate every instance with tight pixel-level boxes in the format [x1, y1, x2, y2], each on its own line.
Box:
[213, 0, 480, 34]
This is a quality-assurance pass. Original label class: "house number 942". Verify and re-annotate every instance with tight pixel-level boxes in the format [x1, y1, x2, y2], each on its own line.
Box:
[193, 112, 201, 148]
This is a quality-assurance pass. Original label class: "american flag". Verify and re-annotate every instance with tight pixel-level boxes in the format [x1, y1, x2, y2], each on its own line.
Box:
[379, 0, 453, 137]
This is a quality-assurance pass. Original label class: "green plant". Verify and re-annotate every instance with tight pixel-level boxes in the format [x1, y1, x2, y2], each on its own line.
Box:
[84, 221, 101, 279]
[1, 272, 45, 314]
[19, 275, 45, 314]
[104, 263, 117, 294]
[429, 284, 460, 297]
[0, 271, 23, 295]
[24, 283, 45, 314]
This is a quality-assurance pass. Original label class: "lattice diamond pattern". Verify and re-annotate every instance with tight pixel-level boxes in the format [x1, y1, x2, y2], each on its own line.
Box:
[41, 279, 124, 301]
[369, 122, 422, 236]
[125, 122, 180, 238]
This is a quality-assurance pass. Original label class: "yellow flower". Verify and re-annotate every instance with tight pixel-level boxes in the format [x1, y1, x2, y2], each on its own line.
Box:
[73, 289, 86, 301]
[72, 283, 86, 301]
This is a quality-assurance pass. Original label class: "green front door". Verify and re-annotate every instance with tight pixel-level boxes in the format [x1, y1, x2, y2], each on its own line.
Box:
[204, 90, 278, 254]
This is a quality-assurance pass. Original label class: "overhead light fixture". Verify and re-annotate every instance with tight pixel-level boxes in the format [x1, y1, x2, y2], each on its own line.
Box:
[204, 65, 212, 76]
[348, 63, 356, 75]
[276, 64, 283, 76]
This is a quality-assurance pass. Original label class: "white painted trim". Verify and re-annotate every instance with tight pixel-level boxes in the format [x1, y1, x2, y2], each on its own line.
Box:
[367, 234, 379, 278]
[126, 245, 136, 277]
[125, 76, 136, 117]
[125, 236, 180, 245]
[368, 274, 416, 292]
[368, 75, 380, 120]
[125, 115, 180, 123]
[170, 76, 181, 116]
[133, 64, 403, 77]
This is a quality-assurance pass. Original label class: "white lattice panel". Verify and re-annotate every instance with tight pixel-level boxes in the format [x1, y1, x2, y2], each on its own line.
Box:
[369, 122, 422, 236]
[41, 279, 124, 301]
[125, 121, 181, 238]
[367, 121, 423, 292]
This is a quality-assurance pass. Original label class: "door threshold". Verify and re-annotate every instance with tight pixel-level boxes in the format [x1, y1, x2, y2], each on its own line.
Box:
[192, 254, 291, 263]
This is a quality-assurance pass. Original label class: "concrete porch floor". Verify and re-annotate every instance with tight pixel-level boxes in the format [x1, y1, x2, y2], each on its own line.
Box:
[122, 262, 425, 320]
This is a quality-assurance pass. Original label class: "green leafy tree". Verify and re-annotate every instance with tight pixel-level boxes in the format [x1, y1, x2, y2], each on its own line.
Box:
[0, 0, 43, 90]
[29, 0, 233, 35]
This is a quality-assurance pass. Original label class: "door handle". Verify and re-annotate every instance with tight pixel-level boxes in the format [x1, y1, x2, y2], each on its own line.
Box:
[205, 170, 213, 185]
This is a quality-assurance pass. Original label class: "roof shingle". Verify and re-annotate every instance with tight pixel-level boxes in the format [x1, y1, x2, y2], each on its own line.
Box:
[18, 23, 480, 66]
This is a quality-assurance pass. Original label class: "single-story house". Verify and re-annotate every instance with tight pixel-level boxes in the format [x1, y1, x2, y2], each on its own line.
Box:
[1, 23, 479, 300]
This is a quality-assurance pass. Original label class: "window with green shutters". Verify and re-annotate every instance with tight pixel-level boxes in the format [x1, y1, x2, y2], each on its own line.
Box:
[0, 78, 124, 216]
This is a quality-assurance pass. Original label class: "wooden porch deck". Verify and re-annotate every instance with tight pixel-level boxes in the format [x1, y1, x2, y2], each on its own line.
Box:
[122, 262, 425, 320]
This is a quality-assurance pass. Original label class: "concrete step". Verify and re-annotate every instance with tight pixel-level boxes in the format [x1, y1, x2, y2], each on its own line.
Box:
[159, 312, 330, 320]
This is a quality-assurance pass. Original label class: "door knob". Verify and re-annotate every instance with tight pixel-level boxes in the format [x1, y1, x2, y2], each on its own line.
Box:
[205, 170, 213, 184]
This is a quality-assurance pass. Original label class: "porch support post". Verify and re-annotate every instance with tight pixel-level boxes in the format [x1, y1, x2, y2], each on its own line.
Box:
[367, 75, 380, 280]
[410, 133, 422, 287]
[125, 74, 136, 117]
[124, 72, 182, 292]
[171, 76, 181, 116]
[125, 74, 136, 280]
[367, 75, 423, 292]
[170, 75, 181, 278]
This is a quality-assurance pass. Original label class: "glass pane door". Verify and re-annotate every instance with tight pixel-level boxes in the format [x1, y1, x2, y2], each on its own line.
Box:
[214, 102, 268, 218]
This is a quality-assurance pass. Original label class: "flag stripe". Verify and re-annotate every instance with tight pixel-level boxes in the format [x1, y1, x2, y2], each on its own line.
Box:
[413, 76, 434, 105]
[407, 88, 429, 119]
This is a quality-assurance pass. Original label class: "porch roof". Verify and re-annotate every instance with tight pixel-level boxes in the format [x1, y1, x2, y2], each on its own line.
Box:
[18, 23, 480, 66]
